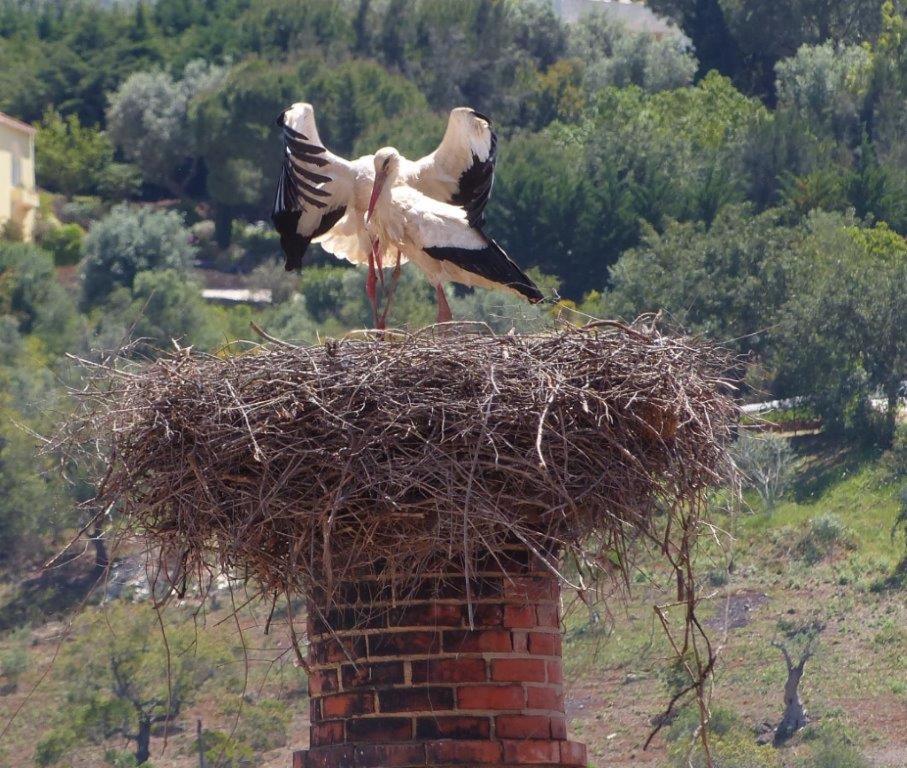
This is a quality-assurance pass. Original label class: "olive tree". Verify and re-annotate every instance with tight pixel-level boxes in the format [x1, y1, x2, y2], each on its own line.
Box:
[81, 205, 197, 308]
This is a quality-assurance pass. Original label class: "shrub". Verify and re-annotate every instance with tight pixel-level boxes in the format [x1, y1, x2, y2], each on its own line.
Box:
[193, 730, 254, 768]
[296, 265, 349, 323]
[797, 514, 856, 564]
[34, 726, 77, 766]
[248, 262, 295, 305]
[734, 432, 796, 511]
[880, 425, 907, 482]
[38, 223, 84, 266]
[0, 631, 28, 692]
[232, 221, 281, 271]
[799, 722, 870, 768]
[667, 708, 782, 768]
[227, 699, 292, 752]
[97, 162, 142, 201]
[667, 704, 743, 744]
[57, 196, 108, 228]
[81, 205, 197, 308]
[0, 241, 78, 353]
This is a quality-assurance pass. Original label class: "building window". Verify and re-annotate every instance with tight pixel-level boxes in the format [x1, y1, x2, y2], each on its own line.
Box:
[11, 153, 22, 187]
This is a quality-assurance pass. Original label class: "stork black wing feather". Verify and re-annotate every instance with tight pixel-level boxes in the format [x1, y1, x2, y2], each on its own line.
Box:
[423, 234, 543, 303]
[271, 124, 344, 270]
[450, 128, 497, 228]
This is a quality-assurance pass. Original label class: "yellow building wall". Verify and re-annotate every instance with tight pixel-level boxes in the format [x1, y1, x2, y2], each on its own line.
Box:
[0, 117, 38, 242]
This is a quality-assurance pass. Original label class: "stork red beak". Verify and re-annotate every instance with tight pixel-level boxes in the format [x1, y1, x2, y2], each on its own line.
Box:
[366, 170, 386, 223]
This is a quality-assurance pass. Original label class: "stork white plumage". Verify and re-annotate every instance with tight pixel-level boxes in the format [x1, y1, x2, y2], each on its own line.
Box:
[365, 147, 543, 324]
[271, 103, 498, 326]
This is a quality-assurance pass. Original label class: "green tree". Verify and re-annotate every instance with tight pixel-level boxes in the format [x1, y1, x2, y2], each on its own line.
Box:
[35, 109, 115, 196]
[649, 0, 883, 100]
[81, 205, 197, 308]
[45, 603, 232, 766]
[775, 42, 873, 146]
[594, 206, 796, 357]
[568, 14, 697, 95]
[189, 59, 299, 247]
[127, 269, 222, 352]
[775, 215, 906, 443]
[0, 241, 78, 354]
[106, 60, 226, 196]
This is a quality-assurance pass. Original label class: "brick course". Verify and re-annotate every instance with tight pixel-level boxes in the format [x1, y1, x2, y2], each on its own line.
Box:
[297, 547, 585, 768]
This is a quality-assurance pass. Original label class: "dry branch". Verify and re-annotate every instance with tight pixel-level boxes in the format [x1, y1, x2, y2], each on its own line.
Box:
[56, 319, 738, 620]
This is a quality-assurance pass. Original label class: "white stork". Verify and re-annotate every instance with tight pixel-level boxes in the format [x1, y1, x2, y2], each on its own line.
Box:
[271, 103, 498, 326]
[365, 147, 543, 323]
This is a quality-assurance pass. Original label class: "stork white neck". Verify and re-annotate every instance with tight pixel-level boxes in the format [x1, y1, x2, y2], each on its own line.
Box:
[366, 147, 403, 234]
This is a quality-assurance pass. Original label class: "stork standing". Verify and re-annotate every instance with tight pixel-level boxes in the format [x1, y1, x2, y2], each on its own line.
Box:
[271, 103, 498, 327]
[365, 147, 543, 323]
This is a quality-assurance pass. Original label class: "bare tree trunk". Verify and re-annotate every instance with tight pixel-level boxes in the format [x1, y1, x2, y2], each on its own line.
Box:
[197, 718, 206, 768]
[90, 523, 109, 577]
[774, 659, 808, 744]
[135, 715, 152, 765]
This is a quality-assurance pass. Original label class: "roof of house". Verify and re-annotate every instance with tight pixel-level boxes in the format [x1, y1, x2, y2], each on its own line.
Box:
[0, 111, 36, 136]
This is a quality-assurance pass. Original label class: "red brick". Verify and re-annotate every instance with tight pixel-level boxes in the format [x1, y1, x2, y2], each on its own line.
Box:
[416, 715, 491, 740]
[394, 603, 463, 628]
[550, 715, 568, 740]
[321, 691, 375, 718]
[346, 717, 412, 743]
[502, 739, 560, 764]
[491, 658, 547, 683]
[368, 631, 440, 657]
[495, 715, 551, 739]
[503, 576, 557, 601]
[304, 745, 354, 768]
[352, 743, 427, 767]
[546, 660, 563, 684]
[528, 632, 561, 657]
[535, 604, 559, 629]
[426, 739, 503, 764]
[309, 669, 338, 696]
[435, 577, 503, 599]
[511, 631, 529, 653]
[470, 604, 504, 627]
[503, 605, 537, 628]
[561, 741, 588, 766]
[457, 684, 525, 710]
[342, 661, 405, 688]
[526, 685, 563, 711]
[314, 635, 367, 664]
[443, 629, 512, 653]
[377, 686, 454, 713]
[411, 657, 486, 684]
[311, 721, 344, 746]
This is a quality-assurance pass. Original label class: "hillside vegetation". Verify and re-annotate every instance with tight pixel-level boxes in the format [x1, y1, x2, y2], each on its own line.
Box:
[0, 1, 905, 766]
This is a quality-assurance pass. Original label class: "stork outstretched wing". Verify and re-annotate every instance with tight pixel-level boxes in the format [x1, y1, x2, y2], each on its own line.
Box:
[272, 104, 355, 271]
[397, 192, 541, 303]
[407, 107, 497, 228]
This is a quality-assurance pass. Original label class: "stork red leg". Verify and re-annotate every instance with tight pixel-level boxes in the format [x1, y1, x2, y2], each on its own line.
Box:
[366, 241, 379, 328]
[435, 284, 453, 324]
[378, 249, 403, 329]
[374, 240, 385, 288]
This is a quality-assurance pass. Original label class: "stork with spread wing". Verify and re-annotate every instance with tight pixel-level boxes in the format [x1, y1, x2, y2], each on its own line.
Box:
[271, 103, 496, 327]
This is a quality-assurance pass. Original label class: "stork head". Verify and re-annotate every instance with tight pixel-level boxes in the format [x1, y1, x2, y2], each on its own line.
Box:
[367, 147, 401, 222]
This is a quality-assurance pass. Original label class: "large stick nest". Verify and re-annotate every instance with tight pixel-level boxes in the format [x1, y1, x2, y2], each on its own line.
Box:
[62, 320, 737, 603]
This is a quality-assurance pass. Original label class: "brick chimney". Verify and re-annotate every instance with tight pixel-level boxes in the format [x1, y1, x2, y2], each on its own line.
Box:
[295, 544, 586, 768]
